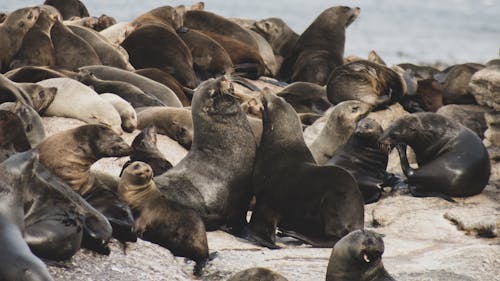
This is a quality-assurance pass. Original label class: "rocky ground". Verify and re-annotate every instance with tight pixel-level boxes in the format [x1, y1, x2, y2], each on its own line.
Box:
[43, 111, 500, 281]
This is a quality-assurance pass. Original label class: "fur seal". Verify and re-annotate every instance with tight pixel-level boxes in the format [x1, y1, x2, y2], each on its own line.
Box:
[131, 5, 185, 30]
[379, 112, 491, 198]
[9, 8, 57, 69]
[437, 104, 491, 139]
[43, 0, 89, 20]
[100, 93, 137, 133]
[5, 66, 68, 83]
[154, 76, 256, 232]
[0, 74, 58, 113]
[76, 71, 165, 108]
[326, 229, 395, 281]
[0, 109, 31, 162]
[121, 126, 172, 177]
[227, 267, 289, 281]
[248, 29, 278, 76]
[37, 77, 122, 133]
[307, 101, 371, 165]
[326, 60, 406, 109]
[327, 118, 393, 204]
[247, 90, 364, 248]
[277, 81, 330, 114]
[0, 101, 46, 147]
[50, 19, 102, 70]
[434, 63, 484, 105]
[0, 6, 40, 72]
[119, 161, 209, 275]
[278, 6, 360, 84]
[134, 68, 191, 106]
[79, 65, 182, 107]
[121, 23, 198, 89]
[251, 17, 299, 64]
[99, 22, 134, 45]
[67, 24, 134, 71]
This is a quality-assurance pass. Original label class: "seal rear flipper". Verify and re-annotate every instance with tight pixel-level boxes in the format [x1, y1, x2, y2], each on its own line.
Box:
[242, 226, 280, 250]
[409, 185, 456, 203]
[230, 74, 260, 91]
[278, 229, 338, 248]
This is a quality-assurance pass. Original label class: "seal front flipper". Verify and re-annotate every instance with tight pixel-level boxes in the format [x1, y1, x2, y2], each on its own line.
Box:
[395, 143, 416, 177]
[245, 200, 281, 249]
[409, 185, 457, 203]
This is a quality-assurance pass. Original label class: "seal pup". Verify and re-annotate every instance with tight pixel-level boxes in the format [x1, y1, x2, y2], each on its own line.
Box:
[134, 68, 191, 106]
[327, 60, 406, 109]
[100, 93, 137, 133]
[9, 8, 57, 69]
[79, 65, 182, 107]
[0, 102, 46, 147]
[0, 6, 40, 72]
[121, 126, 173, 177]
[43, 0, 89, 20]
[278, 6, 360, 84]
[227, 267, 289, 281]
[119, 161, 209, 276]
[247, 90, 364, 248]
[307, 101, 371, 165]
[379, 112, 491, 198]
[327, 118, 393, 204]
[37, 77, 122, 133]
[154, 76, 257, 233]
[0, 109, 31, 162]
[326, 229, 395, 281]
[76, 71, 165, 108]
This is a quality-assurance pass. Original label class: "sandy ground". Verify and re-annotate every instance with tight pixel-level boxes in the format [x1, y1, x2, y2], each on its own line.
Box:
[42, 113, 500, 281]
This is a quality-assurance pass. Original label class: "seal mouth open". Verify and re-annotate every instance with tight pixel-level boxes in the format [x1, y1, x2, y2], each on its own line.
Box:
[360, 249, 382, 265]
[346, 7, 360, 27]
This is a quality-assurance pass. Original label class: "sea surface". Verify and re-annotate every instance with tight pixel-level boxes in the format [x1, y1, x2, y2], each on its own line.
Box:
[2, 0, 499, 66]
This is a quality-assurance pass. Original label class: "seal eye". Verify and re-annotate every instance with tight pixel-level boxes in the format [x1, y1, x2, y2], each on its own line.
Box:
[351, 106, 359, 113]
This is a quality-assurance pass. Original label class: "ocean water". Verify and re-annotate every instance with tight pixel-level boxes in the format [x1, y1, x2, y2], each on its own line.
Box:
[2, 0, 499, 66]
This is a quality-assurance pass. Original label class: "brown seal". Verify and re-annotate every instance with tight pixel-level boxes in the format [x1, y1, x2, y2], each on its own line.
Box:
[437, 104, 492, 139]
[379, 112, 491, 199]
[0, 6, 40, 72]
[9, 8, 57, 69]
[0, 109, 31, 162]
[278, 6, 360, 84]
[0, 101, 46, 147]
[434, 63, 484, 104]
[277, 81, 331, 114]
[131, 5, 185, 30]
[119, 161, 209, 276]
[5, 66, 68, 83]
[227, 267, 289, 281]
[154, 76, 257, 233]
[43, 0, 89, 20]
[134, 68, 191, 106]
[246, 90, 364, 248]
[326, 229, 395, 281]
[326, 60, 406, 109]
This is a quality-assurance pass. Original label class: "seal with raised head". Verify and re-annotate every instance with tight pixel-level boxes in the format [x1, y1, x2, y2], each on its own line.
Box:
[0, 101, 46, 147]
[278, 6, 360, 84]
[43, 0, 89, 20]
[154, 76, 257, 233]
[119, 161, 209, 276]
[326, 229, 395, 281]
[379, 112, 491, 198]
[326, 60, 406, 109]
[307, 101, 371, 165]
[227, 267, 289, 281]
[0, 6, 40, 72]
[251, 17, 299, 64]
[246, 90, 364, 248]
[327, 118, 393, 204]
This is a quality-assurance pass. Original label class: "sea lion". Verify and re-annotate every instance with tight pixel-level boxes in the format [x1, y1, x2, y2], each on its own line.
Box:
[0, 12, 7, 24]
[119, 161, 209, 275]
[178, 29, 234, 80]
[99, 22, 134, 45]
[227, 267, 289, 281]
[131, 5, 185, 30]
[134, 68, 191, 106]
[277, 81, 330, 114]
[76, 70, 165, 108]
[278, 6, 360, 84]
[154, 76, 256, 233]
[326, 60, 406, 109]
[65, 14, 116, 31]
[80, 65, 183, 107]
[247, 29, 279, 76]
[100, 93, 137, 133]
[379, 112, 491, 198]
[12, 81, 58, 113]
[121, 23, 198, 89]
[5, 66, 68, 83]
[43, 0, 89, 20]
[121, 126, 172, 177]
[50, 19, 102, 70]
[326, 229, 395, 281]
[9, 8, 57, 69]
[307, 101, 371, 165]
[0, 109, 31, 162]
[67, 24, 134, 71]
[367, 50, 386, 65]
[0, 101, 46, 147]
[434, 63, 484, 105]
[0, 6, 40, 72]
[437, 104, 491, 139]
[251, 17, 299, 64]
[327, 118, 393, 204]
[246, 90, 364, 248]
[37, 78, 122, 133]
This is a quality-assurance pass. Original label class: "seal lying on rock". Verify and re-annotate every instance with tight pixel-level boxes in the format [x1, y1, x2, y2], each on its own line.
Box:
[119, 161, 209, 276]
[0, 109, 31, 162]
[247, 90, 364, 248]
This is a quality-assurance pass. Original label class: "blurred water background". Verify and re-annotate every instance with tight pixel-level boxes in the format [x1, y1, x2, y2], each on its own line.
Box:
[2, 0, 499, 66]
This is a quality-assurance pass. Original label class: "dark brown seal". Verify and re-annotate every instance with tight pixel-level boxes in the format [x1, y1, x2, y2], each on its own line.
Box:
[134, 68, 191, 106]
[434, 63, 484, 105]
[43, 0, 89, 20]
[326, 60, 406, 109]
[0, 101, 46, 147]
[277, 81, 331, 114]
[119, 161, 209, 276]
[154, 76, 257, 233]
[246, 90, 364, 248]
[379, 112, 491, 199]
[5, 66, 68, 83]
[0, 109, 31, 162]
[278, 6, 360, 84]
[227, 267, 289, 281]
[437, 104, 492, 139]
[326, 229, 395, 281]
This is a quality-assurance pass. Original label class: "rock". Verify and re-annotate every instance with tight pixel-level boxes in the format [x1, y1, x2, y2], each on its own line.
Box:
[227, 267, 289, 281]
[444, 208, 499, 238]
[484, 111, 500, 149]
[437, 104, 492, 139]
[469, 65, 500, 111]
